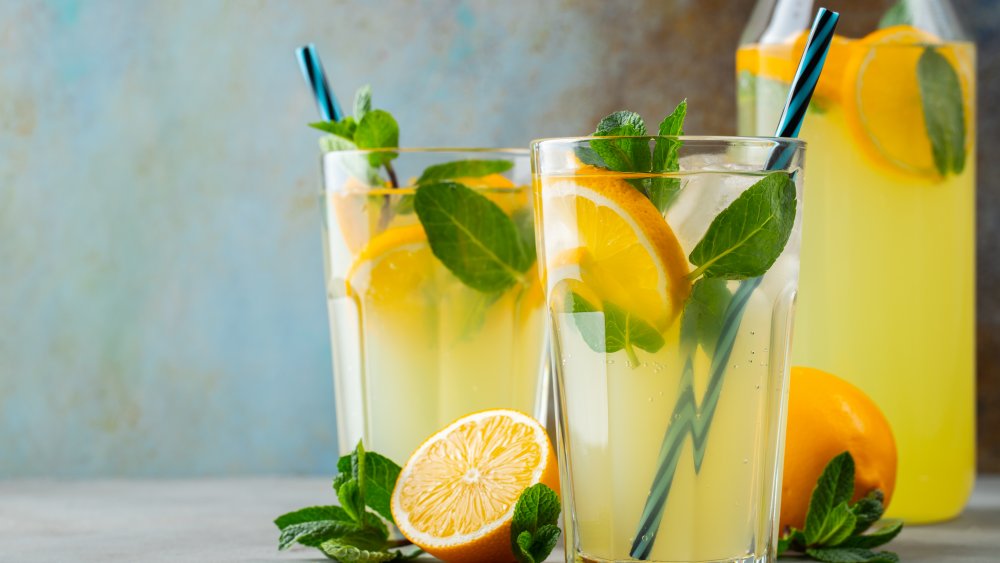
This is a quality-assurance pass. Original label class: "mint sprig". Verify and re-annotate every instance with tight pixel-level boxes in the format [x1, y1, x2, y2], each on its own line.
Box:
[779, 452, 903, 563]
[275, 442, 414, 562]
[309, 87, 536, 297]
[312, 84, 399, 188]
[510, 484, 561, 563]
[414, 181, 535, 293]
[577, 102, 688, 213]
[917, 47, 967, 177]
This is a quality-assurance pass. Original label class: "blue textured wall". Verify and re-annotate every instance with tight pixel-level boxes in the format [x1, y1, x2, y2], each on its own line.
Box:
[1, 0, 997, 476]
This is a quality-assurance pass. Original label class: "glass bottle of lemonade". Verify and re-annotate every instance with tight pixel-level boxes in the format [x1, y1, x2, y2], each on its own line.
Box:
[738, 0, 976, 522]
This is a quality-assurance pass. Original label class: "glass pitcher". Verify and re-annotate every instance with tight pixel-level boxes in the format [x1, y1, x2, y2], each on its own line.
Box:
[738, 0, 976, 523]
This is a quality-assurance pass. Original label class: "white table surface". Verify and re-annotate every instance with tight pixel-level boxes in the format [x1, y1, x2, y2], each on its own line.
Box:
[1, 476, 997, 562]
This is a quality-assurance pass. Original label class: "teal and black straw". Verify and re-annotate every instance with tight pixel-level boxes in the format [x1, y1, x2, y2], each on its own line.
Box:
[768, 7, 839, 169]
[628, 7, 839, 560]
[295, 43, 344, 122]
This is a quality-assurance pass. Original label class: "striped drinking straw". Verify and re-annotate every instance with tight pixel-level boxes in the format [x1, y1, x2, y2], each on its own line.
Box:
[295, 43, 345, 123]
[628, 8, 840, 560]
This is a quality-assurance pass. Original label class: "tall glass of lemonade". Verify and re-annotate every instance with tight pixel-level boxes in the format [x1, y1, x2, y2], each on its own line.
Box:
[738, 0, 976, 522]
[534, 135, 805, 562]
[321, 149, 546, 463]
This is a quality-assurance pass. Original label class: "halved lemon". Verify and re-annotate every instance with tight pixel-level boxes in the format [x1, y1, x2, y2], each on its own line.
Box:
[346, 224, 434, 309]
[539, 166, 691, 329]
[391, 409, 559, 563]
[840, 25, 973, 177]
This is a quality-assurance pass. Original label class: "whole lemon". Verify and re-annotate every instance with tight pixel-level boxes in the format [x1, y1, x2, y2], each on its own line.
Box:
[780, 366, 897, 533]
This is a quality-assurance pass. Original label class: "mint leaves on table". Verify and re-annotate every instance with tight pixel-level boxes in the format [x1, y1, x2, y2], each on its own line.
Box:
[511, 483, 562, 563]
[567, 291, 664, 367]
[779, 452, 903, 563]
[275, 442, 417, 562]
[917, 47, 967, 177]
[414, 181, 535, 293]
[687, 171, 796, 280]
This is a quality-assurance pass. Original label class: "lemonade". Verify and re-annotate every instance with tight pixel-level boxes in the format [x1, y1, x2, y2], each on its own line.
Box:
[322, 150, 546, 464]
[738, 24, 976, 522]
[534, 134, 805, 562]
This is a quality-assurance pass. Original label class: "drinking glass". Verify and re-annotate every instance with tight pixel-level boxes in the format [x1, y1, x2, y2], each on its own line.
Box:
[533, 136, 805, 563]
[738, 0, 976, 522]
[320, 148, 546, 463]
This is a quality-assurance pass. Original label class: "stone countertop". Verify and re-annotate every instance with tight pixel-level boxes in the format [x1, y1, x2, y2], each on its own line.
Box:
[1, 476, 997, 562]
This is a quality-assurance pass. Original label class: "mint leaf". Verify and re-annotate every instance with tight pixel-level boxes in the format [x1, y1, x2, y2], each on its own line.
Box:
[511, 484, 561, 563]
[352, 440, 368, 500]
[319, 541, 401, 563]
[567, 292, 663, 366]
[319, 133, 358, 152]
[566, 291, 605, 353]
[355, 109, 399, 166]
[657, 99, 687, 137]
[807, 501, 857, 546]
[414, 182, 533, 293]
[646, 100, 687, 212]
[878, 1, 910, 29]
[337, 478, 365, 522]
[334, 444, 402, 525]
[805, 547, 900, 563]
[850, 490, 885, 534]
[605, 301, 664, 366]
[840, 521, 903, 549]
[416, 159, 514, 184]
[275, 505, 353, 530]
[680, 278, 732, 355]
[804, 452, 856, 544]
[590, 111, 650, 172]
[688, 171, 796, 280]
[778, 529, 805, 556]
[918, 47, 967, 176]
[278, 519, 363, 550]
[575, 146, 606, 167]
[511, 207, 536, 262]
[311, 117, 357, 140]
[354, 85, 372, 123]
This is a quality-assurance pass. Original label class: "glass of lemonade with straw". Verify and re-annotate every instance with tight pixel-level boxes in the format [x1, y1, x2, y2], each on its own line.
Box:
[321, 147, 546, 463]
[534, 133, 805, 563]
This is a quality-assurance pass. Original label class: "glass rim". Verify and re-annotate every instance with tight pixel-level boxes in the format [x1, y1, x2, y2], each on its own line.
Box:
[321, 147, 530, 156]
[530, 135, 805, 148]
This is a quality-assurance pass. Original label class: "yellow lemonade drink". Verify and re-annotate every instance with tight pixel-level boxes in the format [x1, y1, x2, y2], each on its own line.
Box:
[534, 136, 805, 562]
[322, 150, 546, 463]
[738, 25, 976, 522]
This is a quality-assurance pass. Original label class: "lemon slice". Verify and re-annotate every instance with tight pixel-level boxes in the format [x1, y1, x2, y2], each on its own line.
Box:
[540, 167, 691, 329]
[391, 409, 559, 563]
[346, 224, 434, 309]
[841, 25, 973, 177]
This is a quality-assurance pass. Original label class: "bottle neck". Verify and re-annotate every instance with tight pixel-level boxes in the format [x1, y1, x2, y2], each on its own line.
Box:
[740, 0, 970, 44]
